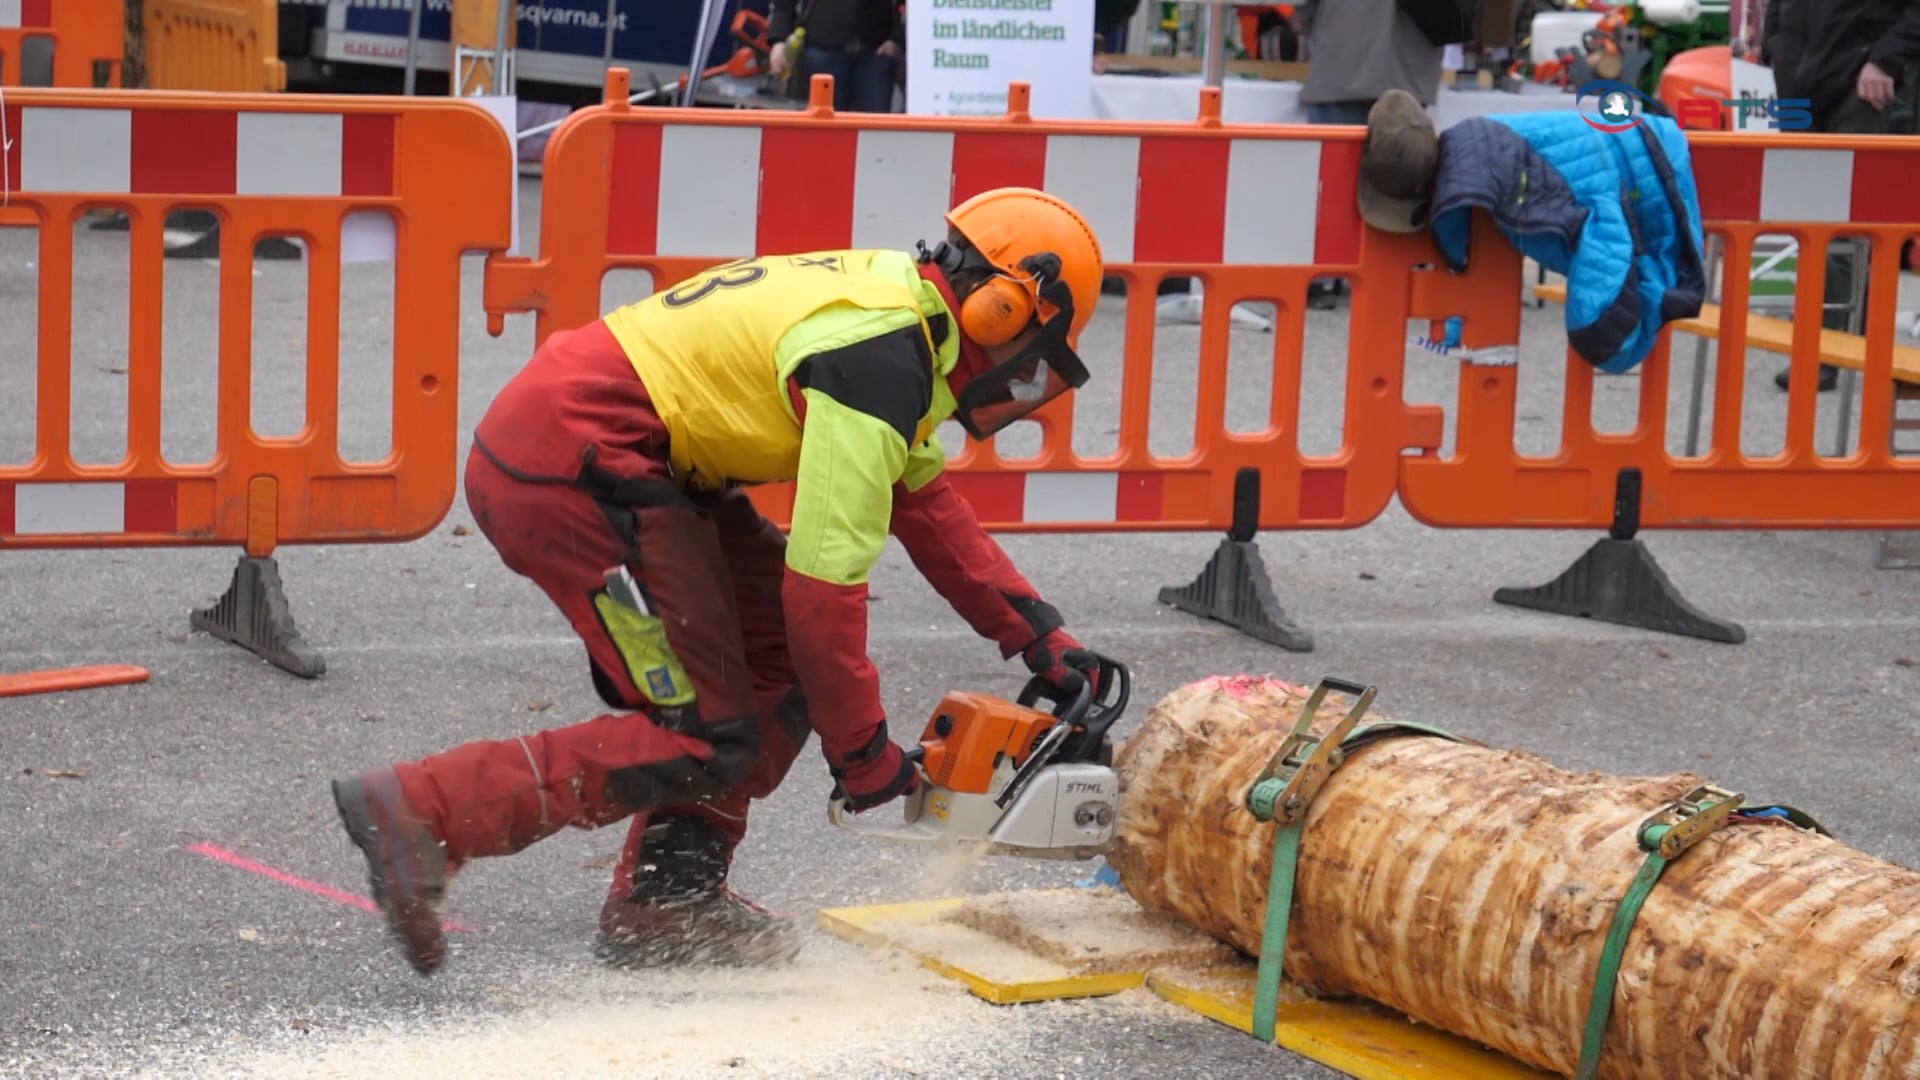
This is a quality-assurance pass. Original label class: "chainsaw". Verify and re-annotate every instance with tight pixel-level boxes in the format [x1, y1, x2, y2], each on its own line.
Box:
[827, 653, 1133, 861]
[829, 663, 1392, 863]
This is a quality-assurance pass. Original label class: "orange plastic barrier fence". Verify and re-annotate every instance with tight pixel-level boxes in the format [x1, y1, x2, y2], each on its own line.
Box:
[0, 0, 122, 87]
[142, 0, 286, 93]
[2, 86, 514, 677]
[1396, 130, 1920, 645]
[486, 71, 1489, 552]
[1399, 131, 1920, 532]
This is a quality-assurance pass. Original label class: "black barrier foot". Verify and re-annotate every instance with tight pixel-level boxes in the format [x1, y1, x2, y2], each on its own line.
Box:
[1156, 467, 1314, 652]
[1158, 539, 1315, 651]
[1491, 468, 1746, 645]
[190, 555, 328, 678]
[1493, 539, 1747, 644]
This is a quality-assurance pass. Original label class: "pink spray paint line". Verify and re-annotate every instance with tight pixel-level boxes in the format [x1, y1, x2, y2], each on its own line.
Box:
[189, 842, 474, 933]
[1197, 674, 1309, 699]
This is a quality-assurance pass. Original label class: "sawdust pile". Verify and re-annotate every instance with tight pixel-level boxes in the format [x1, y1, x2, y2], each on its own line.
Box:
[133, 938, 1092, 1080]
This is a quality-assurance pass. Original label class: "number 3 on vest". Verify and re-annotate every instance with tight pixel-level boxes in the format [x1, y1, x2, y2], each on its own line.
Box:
[662, 262, 769, 308]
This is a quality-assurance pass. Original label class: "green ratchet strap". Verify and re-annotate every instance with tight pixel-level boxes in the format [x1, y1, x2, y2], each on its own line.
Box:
[1574, 788, 1831, 1080]
[1244, 677, 1465, 1044]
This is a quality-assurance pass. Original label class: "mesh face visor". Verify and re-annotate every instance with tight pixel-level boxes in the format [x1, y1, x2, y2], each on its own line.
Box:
[952, 310, 1091, 440]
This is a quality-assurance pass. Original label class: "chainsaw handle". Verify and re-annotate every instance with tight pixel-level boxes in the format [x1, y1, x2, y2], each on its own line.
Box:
[1016, 672, 1090, 722]
[1015, 653, 1131, 761]
[1077, 653, 1131, 748]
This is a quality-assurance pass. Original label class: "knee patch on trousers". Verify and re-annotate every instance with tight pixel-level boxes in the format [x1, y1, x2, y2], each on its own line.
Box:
[697, 713, 760, 789]
[604, 712, 760, 809]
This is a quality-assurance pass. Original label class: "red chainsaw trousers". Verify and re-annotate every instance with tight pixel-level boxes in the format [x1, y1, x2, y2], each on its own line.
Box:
[389, 320, 810, 870]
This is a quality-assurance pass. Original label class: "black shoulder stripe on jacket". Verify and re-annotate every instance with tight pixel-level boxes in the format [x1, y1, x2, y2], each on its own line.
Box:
[792, 325, 935, 446]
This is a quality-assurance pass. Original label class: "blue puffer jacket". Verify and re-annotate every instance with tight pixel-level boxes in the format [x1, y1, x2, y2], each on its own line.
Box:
[1427, 111, 1708, 374]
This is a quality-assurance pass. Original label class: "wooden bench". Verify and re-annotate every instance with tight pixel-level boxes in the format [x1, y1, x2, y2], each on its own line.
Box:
[1530, 281, 1920, 385]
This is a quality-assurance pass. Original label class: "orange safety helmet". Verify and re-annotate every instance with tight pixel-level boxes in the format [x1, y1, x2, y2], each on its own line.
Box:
[920, 186, 1105, 440]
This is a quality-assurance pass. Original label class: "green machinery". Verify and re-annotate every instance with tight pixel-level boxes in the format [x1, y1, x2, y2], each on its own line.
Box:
[1635, 1, 1731, 94]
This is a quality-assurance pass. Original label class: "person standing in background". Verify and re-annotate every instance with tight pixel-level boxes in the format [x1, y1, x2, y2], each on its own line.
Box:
[1766, 0, 1920, 391]
[1297, 0, 1445, 306]
[1093, 0, 1145, 72]
[1298, 0, 1444, 124]
[768, 0, 904, 113]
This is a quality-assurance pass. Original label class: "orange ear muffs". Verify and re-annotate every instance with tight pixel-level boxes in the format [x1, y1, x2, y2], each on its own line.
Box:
[959, 274, 1035, 347]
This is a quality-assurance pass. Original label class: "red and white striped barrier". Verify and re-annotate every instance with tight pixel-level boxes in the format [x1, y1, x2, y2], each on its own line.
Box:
[946, 470, 1176, 526]
[2, 105, 395, 197]
[0, 481, 179, 538]
[0, 0, 49, 29]
[602, 122, 1366, 268]
[1692, 143, 1920, 225]
[939, 467, 1350, 527]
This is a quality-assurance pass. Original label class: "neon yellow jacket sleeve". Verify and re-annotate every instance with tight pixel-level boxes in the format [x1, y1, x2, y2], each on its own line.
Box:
[779, 321, 936, 761]
[785, 390, 909, 586]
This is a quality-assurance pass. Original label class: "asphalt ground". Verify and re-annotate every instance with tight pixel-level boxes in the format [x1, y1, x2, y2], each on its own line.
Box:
[3, 181, 1918, 1080]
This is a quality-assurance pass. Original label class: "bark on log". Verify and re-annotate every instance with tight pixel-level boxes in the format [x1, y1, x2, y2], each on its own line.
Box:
[1106, 674, 1920, 1079]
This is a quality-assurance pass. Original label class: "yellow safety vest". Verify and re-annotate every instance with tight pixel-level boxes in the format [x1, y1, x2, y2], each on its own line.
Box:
[602, 249, 960, 494]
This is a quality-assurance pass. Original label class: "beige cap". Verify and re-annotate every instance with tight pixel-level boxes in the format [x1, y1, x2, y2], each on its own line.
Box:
[1356, 90, 1440, 234]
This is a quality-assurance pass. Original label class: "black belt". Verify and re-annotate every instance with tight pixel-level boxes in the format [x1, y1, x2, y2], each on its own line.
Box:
[473, 433, 697, 511]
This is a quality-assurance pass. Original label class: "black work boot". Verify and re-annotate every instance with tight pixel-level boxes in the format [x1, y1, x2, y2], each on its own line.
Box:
[331, 767, 453, 975]
[593, 814, 804, 970]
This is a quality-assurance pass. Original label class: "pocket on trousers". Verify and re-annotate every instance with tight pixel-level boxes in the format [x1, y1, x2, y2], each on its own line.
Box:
[592, 590, 698, 708]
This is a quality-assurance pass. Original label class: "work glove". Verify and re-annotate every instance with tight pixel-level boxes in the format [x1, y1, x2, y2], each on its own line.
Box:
[1022, 628, 1101, 698]
[827, 721, 921, 815]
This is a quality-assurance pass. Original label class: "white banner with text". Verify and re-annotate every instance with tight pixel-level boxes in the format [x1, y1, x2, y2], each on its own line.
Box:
[907, 0, 1095, 118]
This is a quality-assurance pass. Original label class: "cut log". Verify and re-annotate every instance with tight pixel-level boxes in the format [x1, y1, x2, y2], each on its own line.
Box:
[1106, 674, 1920, 1079]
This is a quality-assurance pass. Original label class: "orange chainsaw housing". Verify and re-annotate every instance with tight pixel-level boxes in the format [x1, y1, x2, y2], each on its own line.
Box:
[915, 691, 1060, 796]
